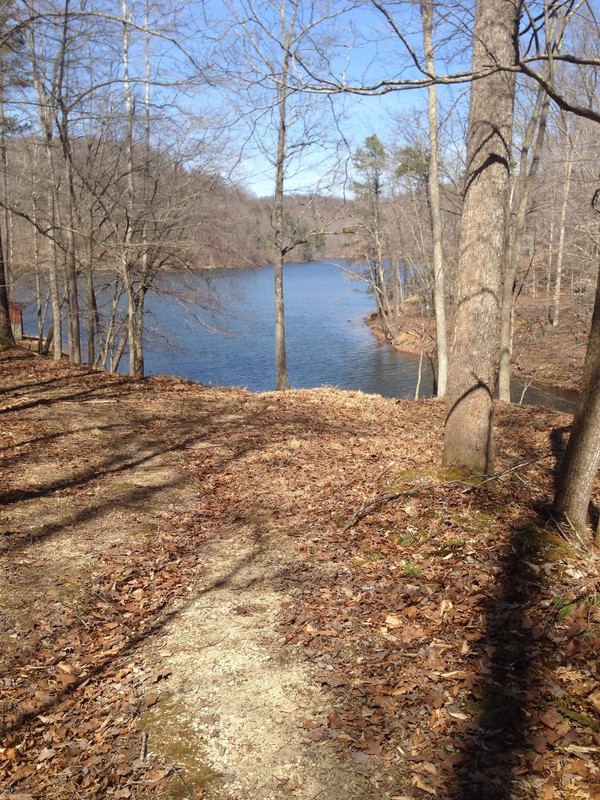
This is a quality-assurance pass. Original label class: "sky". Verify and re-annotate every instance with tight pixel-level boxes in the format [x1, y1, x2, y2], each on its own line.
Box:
[184, 0, 445, 198]
[9, 0, 469, 199]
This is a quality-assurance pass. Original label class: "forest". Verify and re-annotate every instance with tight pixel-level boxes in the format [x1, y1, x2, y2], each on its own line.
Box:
[1, 1, 600, 798]
[0, 1, 596, 389]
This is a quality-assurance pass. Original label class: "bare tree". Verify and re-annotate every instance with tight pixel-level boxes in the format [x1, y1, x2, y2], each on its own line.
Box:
[420, 0, 447, 397]
[498, 85, 550, 401]
[219, 0, 350, 391]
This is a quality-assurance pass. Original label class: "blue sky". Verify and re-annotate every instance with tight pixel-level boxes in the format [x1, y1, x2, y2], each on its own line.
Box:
[203, 0, 440, 197]
[11, 1, 468, 199]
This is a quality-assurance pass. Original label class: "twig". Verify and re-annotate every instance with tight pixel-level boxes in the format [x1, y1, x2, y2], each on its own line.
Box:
[471, 454, 553, 487]
[519, 377, 536, 404]
[375, 459, 396, 482]
[549, 511, 597, 557]
[140, 731, 148, 762]
[172, 764, 195, 799]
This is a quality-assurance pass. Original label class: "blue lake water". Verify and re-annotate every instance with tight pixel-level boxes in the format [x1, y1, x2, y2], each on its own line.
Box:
[19, 260, 577, 411]
[143, 261, 434, 398]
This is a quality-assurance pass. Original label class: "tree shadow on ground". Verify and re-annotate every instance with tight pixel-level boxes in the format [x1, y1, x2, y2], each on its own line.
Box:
[448, 517, 548, 800]
[0, 528, 266, 741]
[0, 371, 82, 396]
[0, 378, 132, 415]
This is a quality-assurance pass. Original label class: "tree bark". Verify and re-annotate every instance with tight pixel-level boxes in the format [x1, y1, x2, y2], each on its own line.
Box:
[553, 261, 600, 538]
[442, 0, 519, 476]
[272, 11, 292, 392]
[498, 88, 549, 401]
[420, 0, 447, 397]
[0, 223, 14, 348]
[57, 1, 81, 364]
[551, 121, 575, 327]
[273, 86, 290, 392]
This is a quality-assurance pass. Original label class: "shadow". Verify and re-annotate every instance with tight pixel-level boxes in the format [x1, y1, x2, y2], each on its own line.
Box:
[445, 378, 494, 425]
[0, 378, 131, 415]
[463, 123, 512, 196]
[2, 348, 418, 794]
[0, 373, 79, 396]
[0, 530, 265, 740]
[549, 424, 572, 490]
[444, 409, 580, 796]
[0, 381, 368, 557]
[0, 432, 200, 507]
[0, 472, 185, 554]
[448, 519, 546, 800]
[0, 423, 128, 456]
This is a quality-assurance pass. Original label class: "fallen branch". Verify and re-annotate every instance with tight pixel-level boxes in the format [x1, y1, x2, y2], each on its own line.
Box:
[140, 731, 148, 762]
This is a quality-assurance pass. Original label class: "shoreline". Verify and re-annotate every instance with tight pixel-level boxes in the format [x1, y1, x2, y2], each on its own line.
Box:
[364, 307, 582, 401]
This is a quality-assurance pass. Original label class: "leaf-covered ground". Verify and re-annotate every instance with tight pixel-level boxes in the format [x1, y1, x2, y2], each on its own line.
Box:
[1, 348, 599, 799]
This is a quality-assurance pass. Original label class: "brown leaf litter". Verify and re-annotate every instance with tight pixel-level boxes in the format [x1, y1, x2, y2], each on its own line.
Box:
[1, 348, 599, 799]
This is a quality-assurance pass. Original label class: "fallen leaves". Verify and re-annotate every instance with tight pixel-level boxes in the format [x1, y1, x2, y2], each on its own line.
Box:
[1, 349, 600, 799]
[277, 424, 600, 797]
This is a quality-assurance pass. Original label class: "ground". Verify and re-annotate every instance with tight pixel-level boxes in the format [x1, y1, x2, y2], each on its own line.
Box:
[1, 348, 600, 799]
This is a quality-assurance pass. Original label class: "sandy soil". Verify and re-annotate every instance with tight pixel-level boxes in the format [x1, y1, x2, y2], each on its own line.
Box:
[0, 350, 392, 799]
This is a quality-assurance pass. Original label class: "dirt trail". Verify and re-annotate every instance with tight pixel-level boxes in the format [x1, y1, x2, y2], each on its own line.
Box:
[5, 350, 598, 800]
[143, 526, 375, 800]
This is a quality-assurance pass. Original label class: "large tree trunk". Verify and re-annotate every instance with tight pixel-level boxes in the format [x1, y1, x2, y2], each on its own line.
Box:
[553, 261, 600, 539]
[420, 0, 447, 397]
[442, 0, 519, 476]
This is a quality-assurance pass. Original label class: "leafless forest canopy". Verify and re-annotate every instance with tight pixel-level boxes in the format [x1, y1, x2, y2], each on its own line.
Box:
[0, 0, 598, 382]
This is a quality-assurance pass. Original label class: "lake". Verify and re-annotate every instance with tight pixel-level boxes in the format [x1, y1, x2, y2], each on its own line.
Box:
[144, 261, 433, 398]
[20, 260, 577, 411]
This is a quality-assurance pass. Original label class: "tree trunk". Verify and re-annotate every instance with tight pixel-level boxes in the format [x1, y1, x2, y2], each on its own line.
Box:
[420, 0, 447, 397]
[0, 223, 14, 348]
[64, 180, 81, 364]
[48, 232, 63, 361]
[31, 30, 63, 360]
[56, 0, 81, 364]
[553, 261, 600, 538]
[133, 289, 146, 380]
[86, 268, 95, 366]
[498, 89, 549, 401]
[551, 123, 575, 327]
[442, 0, 519, 476]
[0, 92, 13, 308]
[272, 54, 291, 391]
